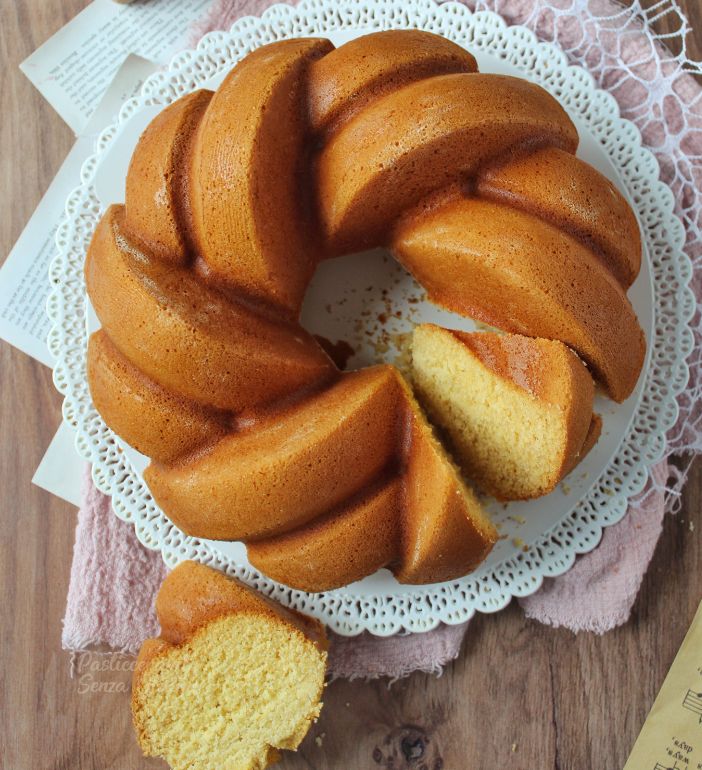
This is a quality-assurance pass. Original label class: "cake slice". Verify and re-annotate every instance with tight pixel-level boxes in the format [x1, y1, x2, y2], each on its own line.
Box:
[411, 324, 600, 500]
[132, 561, 328, 770]
[394, 371, 498, 584]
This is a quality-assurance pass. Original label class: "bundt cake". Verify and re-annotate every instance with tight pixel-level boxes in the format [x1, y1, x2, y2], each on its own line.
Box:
[86, 29, 645, 591]
[411, 325, 602, 500]
[132, 561, 328, 770]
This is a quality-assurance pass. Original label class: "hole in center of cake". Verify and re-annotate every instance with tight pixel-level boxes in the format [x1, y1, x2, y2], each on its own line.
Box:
[301, 248, 479, 373]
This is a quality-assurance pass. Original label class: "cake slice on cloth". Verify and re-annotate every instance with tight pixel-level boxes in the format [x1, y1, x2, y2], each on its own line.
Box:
[411, 324, 601, 500]
[132, 561, 328, 770]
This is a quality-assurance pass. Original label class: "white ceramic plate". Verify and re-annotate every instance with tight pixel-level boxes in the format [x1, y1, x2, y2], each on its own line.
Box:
[49, 0, 694, 635]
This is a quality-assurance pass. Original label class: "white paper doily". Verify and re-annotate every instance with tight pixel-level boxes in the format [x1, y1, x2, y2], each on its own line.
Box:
[48, 0, 694, 636]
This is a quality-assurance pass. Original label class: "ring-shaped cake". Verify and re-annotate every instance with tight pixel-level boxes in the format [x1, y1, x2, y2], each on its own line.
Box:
[85, 30, 645, 592]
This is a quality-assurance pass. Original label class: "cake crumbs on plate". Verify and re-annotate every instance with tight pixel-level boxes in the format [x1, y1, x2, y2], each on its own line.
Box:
[391, 331, 413, 374]
[473, 318, 499, 333]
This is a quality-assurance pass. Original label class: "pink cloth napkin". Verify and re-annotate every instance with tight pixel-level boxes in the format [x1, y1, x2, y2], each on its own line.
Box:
[62, 0, 702, 679]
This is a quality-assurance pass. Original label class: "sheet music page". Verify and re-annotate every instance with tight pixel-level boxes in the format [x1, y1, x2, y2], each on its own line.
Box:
[20, 0, 214, 134]
[624, 600, 702, 770]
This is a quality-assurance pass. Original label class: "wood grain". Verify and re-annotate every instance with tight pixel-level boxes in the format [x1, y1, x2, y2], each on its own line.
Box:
[1, 1, 700, 768]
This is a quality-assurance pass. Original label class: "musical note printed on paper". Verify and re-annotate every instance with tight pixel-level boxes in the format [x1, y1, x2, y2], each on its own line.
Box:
[624, 601, 702, 770]
[683, 690, 702, 724]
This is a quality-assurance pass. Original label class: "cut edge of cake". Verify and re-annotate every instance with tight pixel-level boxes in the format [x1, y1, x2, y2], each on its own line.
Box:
[131, 561, 328, 770]
[411, 324, 600, 501]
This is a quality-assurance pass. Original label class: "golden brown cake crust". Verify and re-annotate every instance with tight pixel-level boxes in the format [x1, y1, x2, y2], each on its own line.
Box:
[188, 38, 333, 315]
[87, 30, 645, 592]
[144, 366, 404, 542]
[86, 205, 335, 414]
[398, 401, 497, 583]
[317, 72, 579, 254]
[124, 89, 212, 264]
[87, 330, 229, 464]
[307, 30, 478, 135]
[247, 480, 403, 593]
[151, 561, 328, 650]
[477, 147, 641, 288]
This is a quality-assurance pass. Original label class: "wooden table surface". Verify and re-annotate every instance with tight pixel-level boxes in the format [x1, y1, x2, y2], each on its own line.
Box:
[1, 2, 701, 768]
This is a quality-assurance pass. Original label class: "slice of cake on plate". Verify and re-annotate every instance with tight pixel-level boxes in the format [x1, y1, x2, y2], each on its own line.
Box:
[411, 324, 601, 500]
